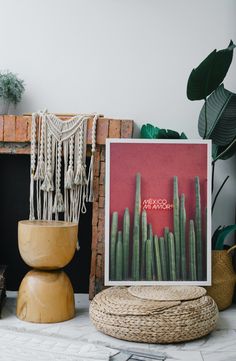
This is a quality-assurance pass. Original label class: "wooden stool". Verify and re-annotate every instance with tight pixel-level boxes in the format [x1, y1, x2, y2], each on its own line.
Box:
[16, 220, 78, 323]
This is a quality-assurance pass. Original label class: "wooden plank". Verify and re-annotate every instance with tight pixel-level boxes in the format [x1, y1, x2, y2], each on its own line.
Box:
[0, 116, 3, 141]
[108, 119, 121, 138]
[121, 119, 133, 138]
[3, 115, 16, 141]
[15, 116, 28, 142]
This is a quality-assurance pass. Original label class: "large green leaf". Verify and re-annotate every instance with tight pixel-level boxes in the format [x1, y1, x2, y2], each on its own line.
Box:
[214, 224, 236, 250]
[141, 124, 187, 139]
[198, 84, 236, 145]
[212, 139, 236, 161]
[187, 40, 235, 100]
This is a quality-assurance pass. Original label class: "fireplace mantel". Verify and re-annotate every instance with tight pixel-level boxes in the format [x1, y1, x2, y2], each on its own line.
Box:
[0, 114, 134, 298]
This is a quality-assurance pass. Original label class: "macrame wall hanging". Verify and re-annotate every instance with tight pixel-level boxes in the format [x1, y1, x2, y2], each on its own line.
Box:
[29, 111, 98, 223]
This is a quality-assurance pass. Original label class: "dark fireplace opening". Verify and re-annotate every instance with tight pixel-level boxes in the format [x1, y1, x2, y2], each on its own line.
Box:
[0, 154, 92, 293]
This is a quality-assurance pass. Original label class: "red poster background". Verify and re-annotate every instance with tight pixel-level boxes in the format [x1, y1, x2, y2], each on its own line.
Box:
[109, 142, 208, 238]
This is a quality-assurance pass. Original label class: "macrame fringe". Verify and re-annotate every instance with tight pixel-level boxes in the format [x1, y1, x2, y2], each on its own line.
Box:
[29, 111, 98, 223]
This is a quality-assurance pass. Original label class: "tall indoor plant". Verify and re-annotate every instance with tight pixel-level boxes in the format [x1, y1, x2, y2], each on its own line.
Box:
[187, 40, 236, 310]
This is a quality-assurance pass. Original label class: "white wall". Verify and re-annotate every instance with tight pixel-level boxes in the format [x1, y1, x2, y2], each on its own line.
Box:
[0, 0, 236, 236]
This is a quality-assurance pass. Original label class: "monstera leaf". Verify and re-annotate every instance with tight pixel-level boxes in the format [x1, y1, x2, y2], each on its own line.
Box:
[140, 124, 159, 138]
[187, 40, 235, 100]
[141, 124, 187, 139]
[213, 225, 236, 250]
[198, 84, 236, 145]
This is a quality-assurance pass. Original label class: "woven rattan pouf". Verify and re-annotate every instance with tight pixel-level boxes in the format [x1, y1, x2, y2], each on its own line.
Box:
[90, 286, 219, 344]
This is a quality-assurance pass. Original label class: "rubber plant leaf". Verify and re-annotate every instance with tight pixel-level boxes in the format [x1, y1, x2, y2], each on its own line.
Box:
[187, 40, 236, 100]
[198, 84, 236, 145]
[212, 140, 236, 161]
[140, 124, 159, 139]
[214, 224, 236, 250]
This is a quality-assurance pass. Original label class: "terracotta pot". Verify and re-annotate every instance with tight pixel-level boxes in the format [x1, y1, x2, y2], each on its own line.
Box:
[205, 246, 236, 311]
[18, 220, 78, 269]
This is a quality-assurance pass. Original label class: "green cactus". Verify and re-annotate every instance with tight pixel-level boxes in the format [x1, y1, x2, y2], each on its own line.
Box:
[154, 235, 162, 281]
[195, 176, 203, 280]
[132, 173, 141, 280]
[168, 232, 176, 281]
[115, 231, 123, 280]
[189, 220, 197, 281]
[173, 176, 180, 279]
[141, 210, 147, 279]
[164, 227, 170, 279]
[180, 193, 187, 280]
[110, 211, 118, 280]
[159, 237, 168, 281]
[145, 239, 152, 280]
[147, 223, 156, 279]
[123, 208, 130, 280]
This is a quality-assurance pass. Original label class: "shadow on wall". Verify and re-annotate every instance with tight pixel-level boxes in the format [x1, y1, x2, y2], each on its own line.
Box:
[0, 154, 92, 293]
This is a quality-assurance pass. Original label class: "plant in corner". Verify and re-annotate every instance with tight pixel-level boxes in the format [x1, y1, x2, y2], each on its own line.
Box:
[187, 41, 236, 310]
[187, 40, 236, 251]
[0, 71, 25, 114]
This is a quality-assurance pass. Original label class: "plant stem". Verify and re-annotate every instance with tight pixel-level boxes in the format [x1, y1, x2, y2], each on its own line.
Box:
[212, 175, 229, 213]
[203, 98, 208, 139]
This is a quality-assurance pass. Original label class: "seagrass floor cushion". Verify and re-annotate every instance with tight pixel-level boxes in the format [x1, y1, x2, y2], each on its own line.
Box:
[90, 286, 218, 344]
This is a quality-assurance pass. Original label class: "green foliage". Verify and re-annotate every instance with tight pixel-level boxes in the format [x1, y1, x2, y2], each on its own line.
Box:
[198, 85, 236, 145]
[213, 225, 236, 250]
[0, 71, 25, 105]
[141, 124, 187, 139]
[187, 40, 235, 100]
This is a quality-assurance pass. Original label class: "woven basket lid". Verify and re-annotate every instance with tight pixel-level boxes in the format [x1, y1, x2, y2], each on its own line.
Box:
[128, 286, 206, 301]
[93, 287, 180, 316]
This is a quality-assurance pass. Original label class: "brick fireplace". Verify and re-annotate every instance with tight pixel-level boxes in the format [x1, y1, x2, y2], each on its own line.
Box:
[0, 114, 133, 298]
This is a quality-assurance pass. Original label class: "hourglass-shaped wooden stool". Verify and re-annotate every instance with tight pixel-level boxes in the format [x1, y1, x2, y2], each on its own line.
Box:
[16, 220, 78, 323]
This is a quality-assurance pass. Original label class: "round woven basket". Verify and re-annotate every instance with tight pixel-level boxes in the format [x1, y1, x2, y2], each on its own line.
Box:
[205, 245, 236, 311]
[90, 286, 218, 344]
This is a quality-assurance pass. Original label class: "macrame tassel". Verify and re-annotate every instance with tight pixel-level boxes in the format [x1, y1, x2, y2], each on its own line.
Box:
[53, 192, 64, 213]
[34, 158, 45, 180]
[74, 163, 87, 185]
[29, 172, 35, 220]
[86, 152, 94, 202]
[65, 167, 74, 189]
[41, 169, 54, 192]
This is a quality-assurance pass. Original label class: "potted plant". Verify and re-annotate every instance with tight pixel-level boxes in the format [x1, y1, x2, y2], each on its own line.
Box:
[0, 71, 25, 114]
[187, 40, 236, 310]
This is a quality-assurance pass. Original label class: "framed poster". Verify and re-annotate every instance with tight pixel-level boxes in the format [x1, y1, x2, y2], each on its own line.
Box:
[105, 139, 211, 285]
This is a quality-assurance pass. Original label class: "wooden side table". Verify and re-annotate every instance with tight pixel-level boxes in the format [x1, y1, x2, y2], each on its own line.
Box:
[16, 220, 78, 323]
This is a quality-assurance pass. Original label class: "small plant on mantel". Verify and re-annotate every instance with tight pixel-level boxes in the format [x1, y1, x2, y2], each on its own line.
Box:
[0, 71, 25, 114]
